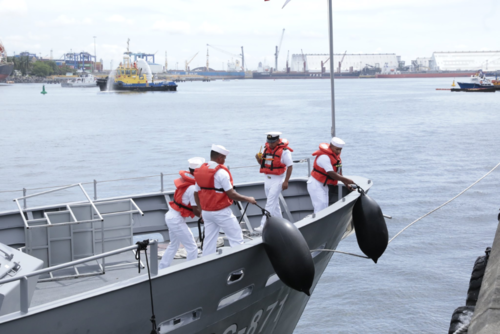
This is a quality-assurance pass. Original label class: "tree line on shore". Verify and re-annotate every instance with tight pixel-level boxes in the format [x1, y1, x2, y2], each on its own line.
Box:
[7, 57, 76, 77]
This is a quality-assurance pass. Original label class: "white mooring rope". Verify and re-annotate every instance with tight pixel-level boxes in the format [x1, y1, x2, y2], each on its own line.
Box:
[389, 161, 500, 244]
[317, 161, 500, 259]
[453, 322, 469, 334]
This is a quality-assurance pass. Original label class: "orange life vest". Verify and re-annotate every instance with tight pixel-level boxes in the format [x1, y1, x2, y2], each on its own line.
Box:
[169, 170, 196, 218]
[195, 163, 234, 211]
[311, 143, 342, 186]
[259, 139, 294, 175]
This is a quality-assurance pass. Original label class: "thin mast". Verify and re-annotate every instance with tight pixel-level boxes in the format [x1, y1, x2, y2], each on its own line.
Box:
[328, 0, 335, 137]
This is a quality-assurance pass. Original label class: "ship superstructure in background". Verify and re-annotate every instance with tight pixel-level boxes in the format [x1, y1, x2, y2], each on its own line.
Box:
[0, 40, 14, 81]
[432, 51, 500, 72]
[291, 53, 399, 74]
[61, 73, 98, 88]
[130, 52, 164, 74]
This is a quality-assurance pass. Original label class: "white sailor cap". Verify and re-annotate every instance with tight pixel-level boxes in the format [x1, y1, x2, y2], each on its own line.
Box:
[266, 131, 282, 143]
[330, 137, 345, 148]
[188, 157, 205, 169]
[211, 144, 229, 156]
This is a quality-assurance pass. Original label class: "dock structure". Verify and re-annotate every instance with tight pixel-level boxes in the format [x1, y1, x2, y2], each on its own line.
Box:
[468, 214, 500, 334]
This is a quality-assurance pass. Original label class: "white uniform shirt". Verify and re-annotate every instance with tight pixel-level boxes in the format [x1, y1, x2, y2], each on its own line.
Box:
[194, 161, 233, 193]
[307, 155, 334, 186]
[169, 184, 197, 219]
[264, 148, 293, 181]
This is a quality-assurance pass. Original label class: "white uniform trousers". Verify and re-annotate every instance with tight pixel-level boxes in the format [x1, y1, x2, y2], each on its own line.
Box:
[159, 211, 198, 269]
[202, 206, 243, 256]
[307, 177, 329, 214]
[260, 175, 284, 227]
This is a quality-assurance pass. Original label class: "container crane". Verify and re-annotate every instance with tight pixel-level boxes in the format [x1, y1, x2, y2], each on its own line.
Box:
[337, 50, 347, 73]
[286, 50, 290, 73]
[274, 29, 285, 71]
[321, 56, 330, 74]
[185, 51, 199, 72]
[207, 44, 244, 71]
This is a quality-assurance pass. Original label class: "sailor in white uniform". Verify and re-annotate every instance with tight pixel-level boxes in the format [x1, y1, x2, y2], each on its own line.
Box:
[194, 145, 257, 256]
[159, 157, 205, 269]
[307, 137, 354, 213]
[255, 132, 294, 232]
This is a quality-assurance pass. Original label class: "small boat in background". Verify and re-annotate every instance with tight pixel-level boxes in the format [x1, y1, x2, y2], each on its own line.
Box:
[61, 73, 97, 88]
[457, 70, 495, 89]
[97, 44, 177, 92]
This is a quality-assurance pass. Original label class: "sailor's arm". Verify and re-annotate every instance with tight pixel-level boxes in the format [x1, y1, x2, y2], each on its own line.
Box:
[192, 205, 201, 217]
[194, 190, 202, 214]
[282, 166, 293, 190]
[226, 189, 257, 205]
[326, 171, 355, 190]
[282, 150, 293, 190]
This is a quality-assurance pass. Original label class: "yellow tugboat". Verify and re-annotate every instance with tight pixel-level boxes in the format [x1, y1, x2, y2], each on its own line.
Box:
[97, 40, 177, 92]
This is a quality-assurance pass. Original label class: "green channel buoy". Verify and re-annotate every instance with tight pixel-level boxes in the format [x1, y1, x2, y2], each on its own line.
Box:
[41, 85, 47, 95]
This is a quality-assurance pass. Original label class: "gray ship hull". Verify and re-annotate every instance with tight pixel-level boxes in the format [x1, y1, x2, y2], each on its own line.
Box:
[0, 63, 14, 80]
[0, 177, 369, 333]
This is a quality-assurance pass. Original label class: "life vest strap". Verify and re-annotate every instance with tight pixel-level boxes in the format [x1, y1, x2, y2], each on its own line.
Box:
[312, 168, 332, 186]
[173, 200, 193, 212]
[261, 151, 283, 171]
[200, 186, 225, 192]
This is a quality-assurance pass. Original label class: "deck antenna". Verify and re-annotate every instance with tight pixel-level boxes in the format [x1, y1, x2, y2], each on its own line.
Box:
[327, 0, 336, 137]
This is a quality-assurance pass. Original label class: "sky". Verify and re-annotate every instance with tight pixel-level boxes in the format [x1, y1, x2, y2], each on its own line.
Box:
[1, 0, 499, 71]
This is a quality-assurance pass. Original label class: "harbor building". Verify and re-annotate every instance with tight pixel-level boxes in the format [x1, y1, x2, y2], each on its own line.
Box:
[290, 53, 400, 73]
[431, 51, 500, 71]
[130, 52, 164, 74]
[412, 57, 434, 71]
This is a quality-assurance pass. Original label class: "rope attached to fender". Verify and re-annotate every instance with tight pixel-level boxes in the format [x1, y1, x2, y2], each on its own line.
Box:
[135, 240, 158, 334]
[197, 218, 205, 250]
[253, 202, 271, 218]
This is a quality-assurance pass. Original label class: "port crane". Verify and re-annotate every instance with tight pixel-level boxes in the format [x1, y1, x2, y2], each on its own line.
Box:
[185, 52, 199, 71]
[274, 29, 285, 71]
[321, 56, 331, 74]
[337, 50, 347, 73]
[206, 44, 245, 71]
[286, 50, 290, 73]
[301, 49, 306, 73]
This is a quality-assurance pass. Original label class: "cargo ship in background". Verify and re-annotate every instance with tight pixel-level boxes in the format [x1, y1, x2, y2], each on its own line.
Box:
[0, 40, 14, 81]
[252, 71, 360, 79]
[374, 71, 493, 78]
[252, 70, 498, 80]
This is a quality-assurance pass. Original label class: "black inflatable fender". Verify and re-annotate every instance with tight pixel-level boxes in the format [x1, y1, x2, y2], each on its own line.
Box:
[352, 189, 389, 263]
[262, 216, 315, 296]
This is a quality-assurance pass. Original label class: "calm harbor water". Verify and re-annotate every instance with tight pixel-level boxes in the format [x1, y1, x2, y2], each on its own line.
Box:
[1, 78, 499, 333]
